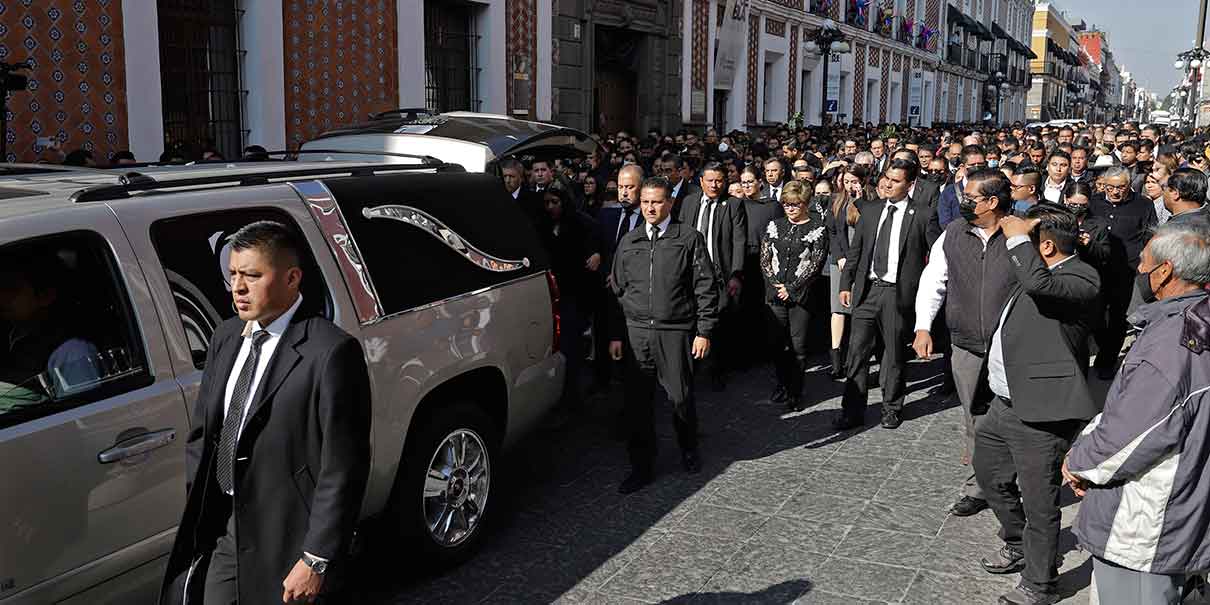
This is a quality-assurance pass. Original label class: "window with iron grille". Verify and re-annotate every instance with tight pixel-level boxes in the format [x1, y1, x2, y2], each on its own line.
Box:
[158, 0, 248, 160]
[424, 0, 482, 113]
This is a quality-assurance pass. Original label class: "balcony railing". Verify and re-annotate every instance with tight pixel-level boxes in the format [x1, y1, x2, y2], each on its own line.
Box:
[915, 32, 936, 52]
[896, 17, 913, 45]
[980, 55, 990, 73]
[808, 0, 831, 16]
[966, 49, 978, 70]
[875, 13, 893, 38]
[845, 0, 868, 29]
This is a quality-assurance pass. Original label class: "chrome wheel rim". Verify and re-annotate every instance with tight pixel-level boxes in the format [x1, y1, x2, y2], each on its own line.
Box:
[422, 428, 490, 547]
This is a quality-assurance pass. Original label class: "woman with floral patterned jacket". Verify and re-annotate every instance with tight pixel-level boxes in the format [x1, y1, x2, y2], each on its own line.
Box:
[759, 180, 830, 411]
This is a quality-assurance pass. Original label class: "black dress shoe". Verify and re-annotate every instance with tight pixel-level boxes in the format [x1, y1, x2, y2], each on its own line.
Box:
[998, 583, 1059, 605]
[981, 545, 1026, 575]
[832, 414, 863, 431]
[711, 374, 726, 392]
[619, 469, 653, 494]
[770, 385, 788, 403]
[880, 410, 902, 429]
[785, 395, 806, 413]
[829, 349, 845, 379]
[950, 496, 989, 517]
[682, 451, 701, 474]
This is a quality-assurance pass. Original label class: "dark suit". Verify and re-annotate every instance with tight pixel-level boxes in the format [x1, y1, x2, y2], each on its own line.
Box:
[678, 191, 747, 379]
[935, 181, 964, 230]
[671, 179, 693, 218]
[839, 196, 934, 421]
[974, 244, 1100, 595]
[161, 311, 371, 605]
[593, 204, 642, 385]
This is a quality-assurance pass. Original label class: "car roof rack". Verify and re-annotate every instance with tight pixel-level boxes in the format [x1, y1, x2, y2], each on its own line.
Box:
[95, 148, 446, 169]
[70, 158, 464, 203]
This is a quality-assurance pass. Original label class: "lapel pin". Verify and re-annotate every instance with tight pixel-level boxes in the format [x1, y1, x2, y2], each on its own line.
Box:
[909, 208, 915, 215]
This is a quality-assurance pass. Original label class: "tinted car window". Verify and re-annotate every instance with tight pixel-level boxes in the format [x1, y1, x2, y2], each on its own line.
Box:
[0, 232, 151, 428]
[150, 209, 332, 368]
[322, 172, 549, 316]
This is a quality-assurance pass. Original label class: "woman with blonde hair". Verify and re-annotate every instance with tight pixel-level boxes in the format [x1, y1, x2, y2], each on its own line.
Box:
[760, 180, 829, 410]
[821, 165, 868, 378]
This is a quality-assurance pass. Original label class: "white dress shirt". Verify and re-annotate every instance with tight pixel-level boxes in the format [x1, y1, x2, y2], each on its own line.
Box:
[223, 294, 303, 453]
[648, 215, 673, 240]
[868, 198, 909, 282]
[987, 239, 1074, 399]
[913, 226, 997, 332]
[671, 179, 685, 199]
[616, 204, 640, 239]
[1152, 197, 1172, 224]
[511, 187, 521, 200]
[768, 183, 783, 201]
[1042, 179, 1065, 203]
[695, 194, 720, 261]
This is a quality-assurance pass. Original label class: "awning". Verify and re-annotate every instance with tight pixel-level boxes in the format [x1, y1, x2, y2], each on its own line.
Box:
[947, 4, 978, 32]
[991, 23, 1011, 40]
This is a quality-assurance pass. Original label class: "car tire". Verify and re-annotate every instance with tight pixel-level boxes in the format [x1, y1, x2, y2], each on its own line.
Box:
[390, 401, 500, 567]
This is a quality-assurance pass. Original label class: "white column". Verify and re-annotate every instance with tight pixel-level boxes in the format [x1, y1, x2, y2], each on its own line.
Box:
[398, 0, 425, 108]
[536, 0, 553, 120]
[121, 0, 164, 161]
[476, 0, 508, 114]
[241, 0, 286, 150]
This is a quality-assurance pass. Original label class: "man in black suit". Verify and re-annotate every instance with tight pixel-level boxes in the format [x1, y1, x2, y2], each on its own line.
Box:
[837, 158, 935, 430]
[591, 164, 645, 391]
[677, 161, 747, 390]
[500, 158, 547, 230]
[161, 221, 372, 605]
[664, 154, 694, 217]
[974, 206, 1100, 605]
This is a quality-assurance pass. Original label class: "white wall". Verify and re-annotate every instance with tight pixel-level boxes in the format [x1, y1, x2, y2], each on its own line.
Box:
[475, 0, 508, 114]
[398, 0, 425, 108]
[241, 0, 285, 150]
[121, 0, 164, 161]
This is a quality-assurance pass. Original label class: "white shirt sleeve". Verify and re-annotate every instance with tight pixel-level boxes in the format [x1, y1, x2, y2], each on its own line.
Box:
[914, 231, 949, 333]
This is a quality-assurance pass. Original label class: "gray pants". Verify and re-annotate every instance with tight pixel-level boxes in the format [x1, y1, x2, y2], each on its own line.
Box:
[203, 512, 238, 605]
[951, 346, 986, 499]
[1092, 557, 1185, 605]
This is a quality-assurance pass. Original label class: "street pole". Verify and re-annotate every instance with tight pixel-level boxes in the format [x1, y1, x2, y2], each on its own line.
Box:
[820, 50, 830, 127]
[1196, 0, 1208, 126]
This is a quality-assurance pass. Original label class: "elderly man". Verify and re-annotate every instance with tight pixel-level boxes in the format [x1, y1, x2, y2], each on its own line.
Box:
[1063, 222, 1210, 605]
[1089, 166, 1158, 378]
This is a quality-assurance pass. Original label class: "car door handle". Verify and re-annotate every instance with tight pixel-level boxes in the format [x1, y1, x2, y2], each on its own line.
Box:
[98, 429, 177, 464]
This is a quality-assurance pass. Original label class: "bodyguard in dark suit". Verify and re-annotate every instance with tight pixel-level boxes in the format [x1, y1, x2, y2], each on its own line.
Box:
[161, 221, 371, 605]
[837, 158, 935, 430]
[610, 177, 719, 494]
[677, 161, 748, 388]
[591, 165, 645, 391]
[974, 207, 1100, 605]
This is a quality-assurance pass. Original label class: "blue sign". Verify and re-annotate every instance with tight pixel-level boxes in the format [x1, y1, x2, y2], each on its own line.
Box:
[825, 99, 839, 113]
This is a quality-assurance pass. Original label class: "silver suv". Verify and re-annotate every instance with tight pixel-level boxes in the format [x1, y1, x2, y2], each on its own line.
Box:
[0, 161, 564, 604]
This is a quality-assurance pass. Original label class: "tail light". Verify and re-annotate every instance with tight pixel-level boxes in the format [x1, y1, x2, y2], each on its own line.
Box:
[545, 270, 561, 353]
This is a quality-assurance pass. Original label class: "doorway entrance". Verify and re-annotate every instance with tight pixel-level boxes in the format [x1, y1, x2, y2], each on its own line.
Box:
[594, 26, 641, 134]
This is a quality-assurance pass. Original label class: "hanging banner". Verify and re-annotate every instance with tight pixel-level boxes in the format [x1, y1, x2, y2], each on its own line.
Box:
[909, 69, 923, 122]
[714, 0, 749, 89]
[826, 52, 842, 115]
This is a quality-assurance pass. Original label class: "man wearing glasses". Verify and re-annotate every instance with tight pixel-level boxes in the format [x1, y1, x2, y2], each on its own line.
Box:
[1088, 167, 1158, 379]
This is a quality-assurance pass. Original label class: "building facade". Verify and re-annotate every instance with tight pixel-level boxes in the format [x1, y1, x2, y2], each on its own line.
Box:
[936, 0, 1034, 126]
[1027, 2, 1085, 122]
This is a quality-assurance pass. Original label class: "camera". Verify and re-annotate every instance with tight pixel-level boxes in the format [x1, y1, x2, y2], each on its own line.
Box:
[2, 61, 31, 92]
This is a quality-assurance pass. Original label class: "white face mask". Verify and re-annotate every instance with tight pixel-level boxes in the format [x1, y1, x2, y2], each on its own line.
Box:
[987, 159, 1000, 169]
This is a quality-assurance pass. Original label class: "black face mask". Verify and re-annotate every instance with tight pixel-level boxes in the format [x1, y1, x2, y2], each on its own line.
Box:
[1135, 266, 1161, 305]
[958, 198, 980, 223]
[1065, 202, 1089, 218]
[812, 194, 831, 209]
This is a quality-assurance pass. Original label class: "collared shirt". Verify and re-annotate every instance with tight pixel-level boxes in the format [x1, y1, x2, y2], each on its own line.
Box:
[647, 215, 672, 240]
[987, 241, 1073, 399]
[695, 194, 721, 261]
[616, 203, 640, 240]
[511, 187, 521, 200]
[768, 183, 783, 201]
[1152, 197, 1172, 224]
[671, 179, 685, 199]
[868, 198, 909, 282]
[1043, 179, 1065, 203]
[223, 294, 303, 454]
[913, 225, 997, 332]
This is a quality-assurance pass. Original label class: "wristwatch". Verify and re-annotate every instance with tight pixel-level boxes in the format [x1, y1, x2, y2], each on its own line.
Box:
[301, 552, 328, 575]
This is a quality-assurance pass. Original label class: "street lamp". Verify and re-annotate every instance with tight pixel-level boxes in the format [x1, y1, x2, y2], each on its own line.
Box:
[985, 71, 1009, 125]
[808, 19, 850, 126]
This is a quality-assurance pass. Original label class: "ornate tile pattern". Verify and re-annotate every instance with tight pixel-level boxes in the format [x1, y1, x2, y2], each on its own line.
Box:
[901, 54, 911, 124]
[853, 43, 866, 123]
[935, 72, 943, 122]
[283, 0, 398, 148]
[692, 0, 708, 93]
[765, 18, 785, 37]
[0, 0, 129, 162]
[787, 25, 798, 118]
[925, 0, 940, 33]
[746, 12, 760, 124]
[948, 75, 957, 121]
[507, 0, 537, 116]
[768, 0, 805, 9]
[870, 45, 880, 67]
[879, 48, 889, 122]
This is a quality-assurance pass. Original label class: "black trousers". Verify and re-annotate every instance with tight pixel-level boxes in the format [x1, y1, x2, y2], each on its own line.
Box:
[768, 301, 811, 397]
[623, 327, 698, 471]
[842, 283, 910, 419]
[973, 397, 1081, 594]
[557, 296, 587, 405]
[592, 294, 620, 387]
[1095, 274, 1133, 370]
[203, 506, 238, 605]
[739, 253, 774, 366]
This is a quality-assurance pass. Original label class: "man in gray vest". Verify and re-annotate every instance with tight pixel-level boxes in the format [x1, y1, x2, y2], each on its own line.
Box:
[913, 168, 1020, 517]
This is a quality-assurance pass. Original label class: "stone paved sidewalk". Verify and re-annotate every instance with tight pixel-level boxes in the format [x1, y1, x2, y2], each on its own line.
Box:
[353, 357, 1198, 604]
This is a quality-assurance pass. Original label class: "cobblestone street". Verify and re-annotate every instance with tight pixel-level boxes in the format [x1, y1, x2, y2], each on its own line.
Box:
[352, 356, 1141, 604]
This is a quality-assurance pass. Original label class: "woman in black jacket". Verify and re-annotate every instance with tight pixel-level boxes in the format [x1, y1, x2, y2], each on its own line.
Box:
[760, 181, 830, 411]
[822, 165, 869, 378]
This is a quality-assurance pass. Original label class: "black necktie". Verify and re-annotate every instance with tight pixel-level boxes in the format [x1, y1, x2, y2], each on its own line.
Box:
[872, 204, 898, 280]
[615, 207, 635, 247]
[216, 329, 271, 494]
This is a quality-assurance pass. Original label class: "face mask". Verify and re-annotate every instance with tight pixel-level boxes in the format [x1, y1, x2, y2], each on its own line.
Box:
[959, 198, 981, 223]
[1135, 265, 1162, 305]
[813, 194, 831, 208]
[987, 159, 1000, 169]
[1065, 202, 1088, 218]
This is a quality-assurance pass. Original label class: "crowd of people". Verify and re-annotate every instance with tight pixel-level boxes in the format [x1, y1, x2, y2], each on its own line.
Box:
[504, 120, 1210, 605]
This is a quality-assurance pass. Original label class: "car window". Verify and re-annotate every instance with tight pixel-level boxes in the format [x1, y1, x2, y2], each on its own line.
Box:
[149, 209, 332, 369]
[0, 232, 152, 429]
